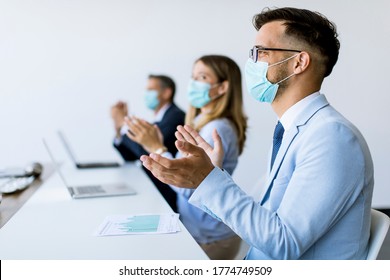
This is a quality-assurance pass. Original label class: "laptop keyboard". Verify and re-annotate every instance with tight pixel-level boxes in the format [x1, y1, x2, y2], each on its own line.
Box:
[75, 186, 106, 194]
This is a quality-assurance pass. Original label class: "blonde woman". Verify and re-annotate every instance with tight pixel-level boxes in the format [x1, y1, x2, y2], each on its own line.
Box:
[125, 55, 247, 259]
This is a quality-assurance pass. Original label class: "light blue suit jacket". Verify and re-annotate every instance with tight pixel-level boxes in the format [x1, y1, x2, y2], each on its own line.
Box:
[189, 94, 374, 259]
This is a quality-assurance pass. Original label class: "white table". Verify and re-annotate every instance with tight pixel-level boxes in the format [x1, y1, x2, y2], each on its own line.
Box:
[0, 162, 208, 259]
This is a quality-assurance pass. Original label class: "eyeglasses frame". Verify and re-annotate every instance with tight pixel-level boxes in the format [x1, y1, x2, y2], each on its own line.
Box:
[249, 46, 302, 62]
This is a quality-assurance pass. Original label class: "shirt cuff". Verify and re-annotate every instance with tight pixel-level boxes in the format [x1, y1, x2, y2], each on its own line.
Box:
[114, 124, 130, 146]
[120, 124, 129, 136]
[161, 151, 173, 159]
[113, 137, 122, 146]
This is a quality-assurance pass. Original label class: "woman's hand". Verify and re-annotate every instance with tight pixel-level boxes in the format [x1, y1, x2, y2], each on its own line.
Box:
[124, 116, 165, 153]
[175, 125, 224, 168]
[140, 139, 214, 188]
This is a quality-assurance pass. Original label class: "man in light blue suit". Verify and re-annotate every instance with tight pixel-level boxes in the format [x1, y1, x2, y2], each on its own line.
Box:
[140, 7, 374, 259]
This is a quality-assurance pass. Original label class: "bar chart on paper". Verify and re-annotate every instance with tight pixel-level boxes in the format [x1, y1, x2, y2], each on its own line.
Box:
[95, 214, 181, 236]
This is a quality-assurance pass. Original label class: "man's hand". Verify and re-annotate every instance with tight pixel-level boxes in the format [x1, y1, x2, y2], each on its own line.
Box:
[111, 101, 128, 137]
[175, 125, 224, 168]
[140, 140, 215, 188]
[124, 115, 165, 153]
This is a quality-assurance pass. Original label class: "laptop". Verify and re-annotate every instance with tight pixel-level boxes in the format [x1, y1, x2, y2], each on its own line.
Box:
[58, 130, 120, 169]
[43, 139, 136, 199]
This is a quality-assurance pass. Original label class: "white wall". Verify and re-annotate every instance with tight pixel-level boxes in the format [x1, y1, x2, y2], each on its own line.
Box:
[1, 0, 389, 207]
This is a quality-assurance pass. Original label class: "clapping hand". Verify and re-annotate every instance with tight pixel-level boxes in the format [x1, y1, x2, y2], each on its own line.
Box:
[140, 125, 224, 188]
[111, 101, 128, 137]
[124, 115, 165, 153]
[175, 125, 224, 168]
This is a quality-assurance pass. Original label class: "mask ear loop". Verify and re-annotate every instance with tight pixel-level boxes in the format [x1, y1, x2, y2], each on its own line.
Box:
[208, 81, 225, 100]
[269, 53, 301, 85]
[268, 52, 301, 68]
[209, 82, 221, 89]
[275, 72, 295, 85]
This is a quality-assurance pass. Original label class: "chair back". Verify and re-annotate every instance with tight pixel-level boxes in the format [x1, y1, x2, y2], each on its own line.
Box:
[366, 209, 390, 259]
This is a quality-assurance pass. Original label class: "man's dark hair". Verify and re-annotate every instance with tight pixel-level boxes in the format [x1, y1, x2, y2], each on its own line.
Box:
[148, 74, 176, 102]
[253, 7, 340, 77]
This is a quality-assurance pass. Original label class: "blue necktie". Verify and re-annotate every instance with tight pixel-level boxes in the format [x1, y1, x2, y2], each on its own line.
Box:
[270, 121, 284, 169]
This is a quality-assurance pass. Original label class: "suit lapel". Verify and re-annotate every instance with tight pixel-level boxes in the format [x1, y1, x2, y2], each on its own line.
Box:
[259, 94, 330, 205]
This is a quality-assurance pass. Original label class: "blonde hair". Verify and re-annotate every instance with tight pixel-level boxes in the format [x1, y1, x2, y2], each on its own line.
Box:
[185, 55, 247, 154]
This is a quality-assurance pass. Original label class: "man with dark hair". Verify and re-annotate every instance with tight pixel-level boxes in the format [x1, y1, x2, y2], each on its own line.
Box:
[111, 74, 185, 212]
[140, 7, 374, 259]
[148, 74, 176, 103]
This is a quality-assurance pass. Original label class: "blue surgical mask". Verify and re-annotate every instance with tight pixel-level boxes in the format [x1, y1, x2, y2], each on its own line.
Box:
[187, 79, 213, 108]
[144, 90, 159, 110]
[245, 54, 298, 103]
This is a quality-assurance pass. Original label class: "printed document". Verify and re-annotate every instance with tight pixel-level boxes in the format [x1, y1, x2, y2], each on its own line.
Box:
[95, 213, 180, 236]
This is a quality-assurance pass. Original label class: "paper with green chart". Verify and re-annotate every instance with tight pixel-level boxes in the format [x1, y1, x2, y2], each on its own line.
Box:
[95, 213, 180, 236]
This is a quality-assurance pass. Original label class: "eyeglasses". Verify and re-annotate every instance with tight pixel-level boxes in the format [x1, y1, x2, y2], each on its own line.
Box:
[249, 46, 301, 62]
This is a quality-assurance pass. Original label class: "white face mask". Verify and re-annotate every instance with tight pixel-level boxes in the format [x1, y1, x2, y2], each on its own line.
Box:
[245, 53, 299, 103]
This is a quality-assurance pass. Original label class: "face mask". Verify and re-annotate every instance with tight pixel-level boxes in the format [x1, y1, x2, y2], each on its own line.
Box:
[144, 90, 159, 110]
[245, 54, 299, 103]
[187, 79, 217, 108]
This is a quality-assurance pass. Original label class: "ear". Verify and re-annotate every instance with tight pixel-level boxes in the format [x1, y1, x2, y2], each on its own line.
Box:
[217, 80, 229, 95]
[293, 52, 310, 74]
[161, 87, 173, 101]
